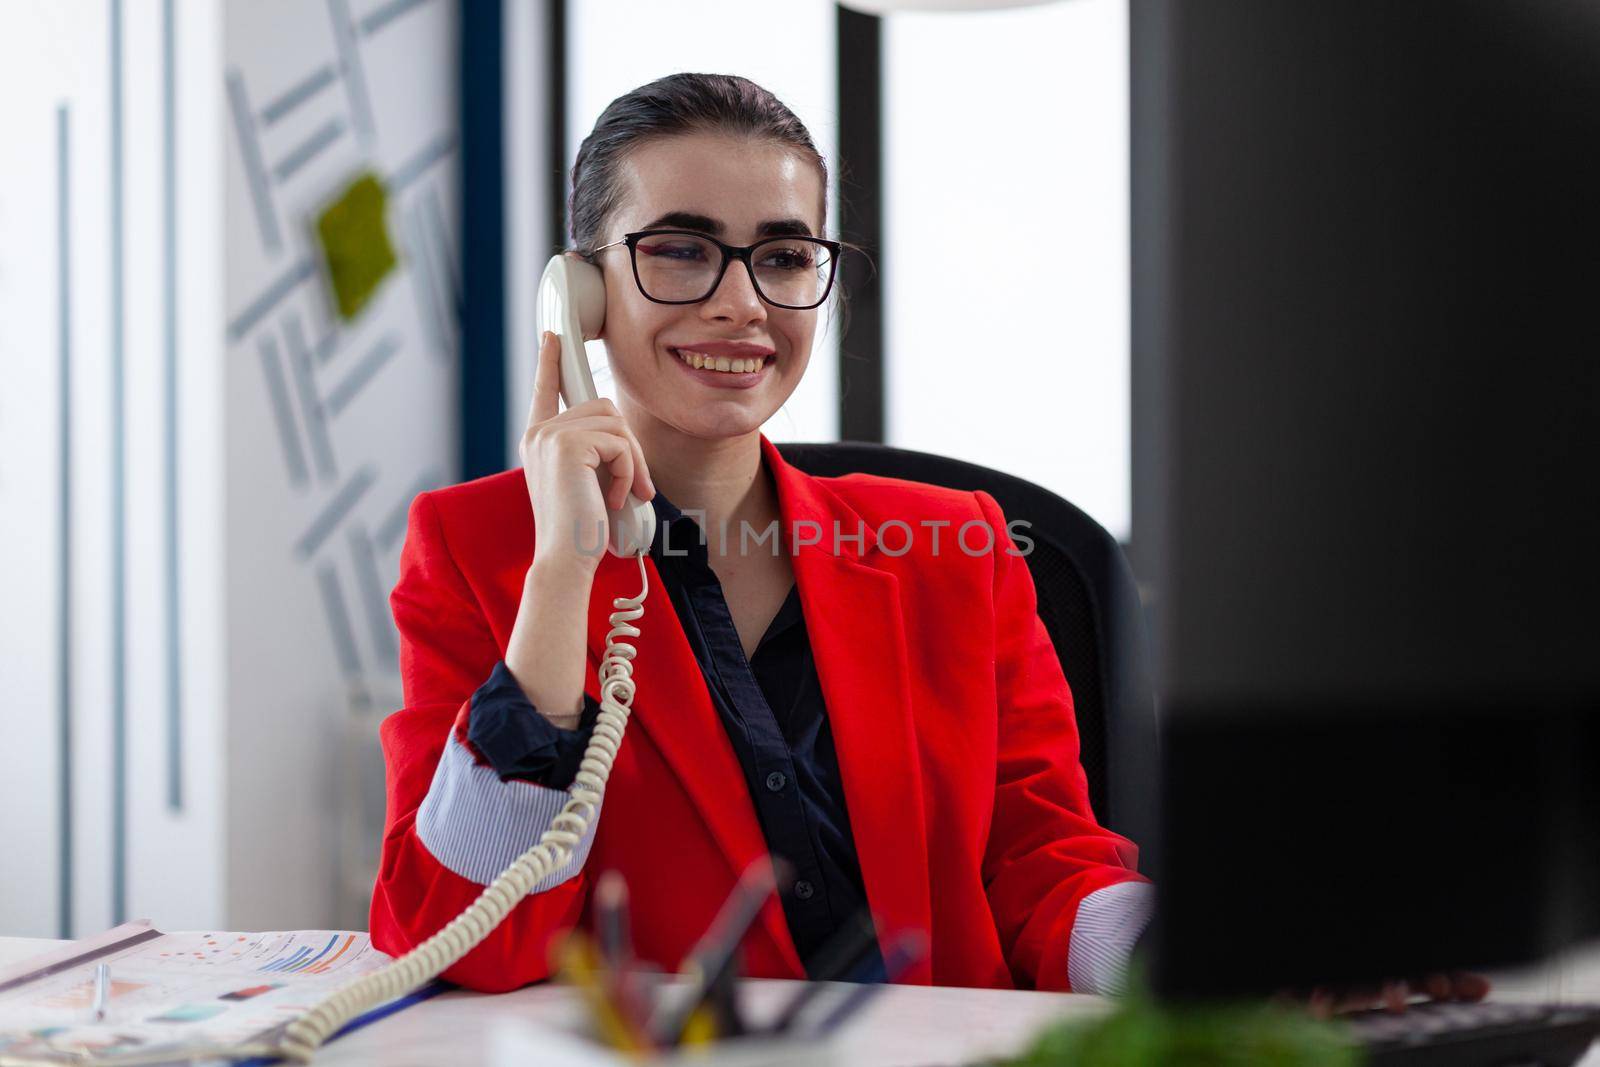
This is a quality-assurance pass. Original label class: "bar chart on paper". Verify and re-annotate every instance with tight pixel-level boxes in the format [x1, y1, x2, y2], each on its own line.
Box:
[0, 922, 395, 1064]
[144, 930, 371, 976]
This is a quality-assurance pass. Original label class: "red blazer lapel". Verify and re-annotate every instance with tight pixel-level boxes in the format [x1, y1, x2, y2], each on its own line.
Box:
[760, 436, 936, 983]
[574, 436, 935, 982]
[582, 539, 803, 975]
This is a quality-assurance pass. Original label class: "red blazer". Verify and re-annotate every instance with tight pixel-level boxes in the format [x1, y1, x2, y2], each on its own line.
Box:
[370, 433, 1144, 993]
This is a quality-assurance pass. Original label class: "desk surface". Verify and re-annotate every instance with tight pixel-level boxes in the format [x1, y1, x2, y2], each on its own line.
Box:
[0, 936, 1105, 1067]
[4, 936, 1599, 1066]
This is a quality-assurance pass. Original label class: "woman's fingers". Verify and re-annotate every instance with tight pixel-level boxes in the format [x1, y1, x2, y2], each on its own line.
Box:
[1449, 971, 1492, 1002]
[548, 405, 654, 504]
[623, 424, 654, 502]
[1286, 971, 1491, 1020]
[566, 428, 632, 513]
[529, 330, 563, 427]
[1381, 980, 1410, 1014]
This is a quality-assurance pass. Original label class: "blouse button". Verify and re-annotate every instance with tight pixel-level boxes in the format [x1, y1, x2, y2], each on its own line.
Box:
[765, 771, 788, 793]
[793, 880, 816, 901]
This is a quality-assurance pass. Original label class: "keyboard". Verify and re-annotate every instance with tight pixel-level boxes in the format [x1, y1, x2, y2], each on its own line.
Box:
[1342, 1000, 1600, 1066]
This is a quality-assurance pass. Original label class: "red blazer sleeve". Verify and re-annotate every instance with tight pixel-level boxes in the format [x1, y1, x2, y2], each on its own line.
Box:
[368, 491, 589, 992]
[973, 489, 1148, 992]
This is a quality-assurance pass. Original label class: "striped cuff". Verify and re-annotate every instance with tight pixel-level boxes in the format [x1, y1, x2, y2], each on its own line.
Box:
[1067, 880, 1155, 996]
[416, 730, 601, 893]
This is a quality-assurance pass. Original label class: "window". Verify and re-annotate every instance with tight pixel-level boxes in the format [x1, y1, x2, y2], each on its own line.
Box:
[883, 0, 1129, 539]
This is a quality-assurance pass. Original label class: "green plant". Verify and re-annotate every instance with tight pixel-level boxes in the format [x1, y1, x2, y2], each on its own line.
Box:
[1005, 979, 1359, 1067]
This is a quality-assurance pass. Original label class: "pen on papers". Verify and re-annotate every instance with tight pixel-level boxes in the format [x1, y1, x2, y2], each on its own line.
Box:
[92, 963, 110, 1023]
[768, 909, 880, 1034]
[594, 871, 652, 1047]
[655, 856, 786, 1045]
[807, 929, 929, 1039]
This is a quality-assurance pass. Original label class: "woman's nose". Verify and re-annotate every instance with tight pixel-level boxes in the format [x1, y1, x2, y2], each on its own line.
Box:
[700, 259, 767, 324]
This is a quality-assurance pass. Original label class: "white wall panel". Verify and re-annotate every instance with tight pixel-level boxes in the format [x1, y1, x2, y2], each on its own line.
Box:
[1, 0, 457, 937]
[221, 0, 459, 929]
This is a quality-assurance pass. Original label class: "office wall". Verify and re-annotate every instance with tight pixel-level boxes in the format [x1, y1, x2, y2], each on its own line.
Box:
[221, 0, 460, 929]
[0, 0, 460, 938]
[0, 0, 227, 939]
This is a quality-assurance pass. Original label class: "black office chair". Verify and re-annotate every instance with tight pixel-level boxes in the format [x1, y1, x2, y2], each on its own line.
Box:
[777, 441, 1156, 839]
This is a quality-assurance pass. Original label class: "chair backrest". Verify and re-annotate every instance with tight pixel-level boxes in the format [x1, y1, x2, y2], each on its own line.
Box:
[777, 440, 1156, 837]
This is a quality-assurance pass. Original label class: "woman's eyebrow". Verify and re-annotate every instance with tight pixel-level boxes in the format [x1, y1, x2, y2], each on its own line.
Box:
[641, 211, 814, 238]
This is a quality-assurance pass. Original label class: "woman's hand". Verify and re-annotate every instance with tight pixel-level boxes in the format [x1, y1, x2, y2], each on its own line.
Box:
[521, 330, 655, 575]
[1279, 972, 1492, 1018]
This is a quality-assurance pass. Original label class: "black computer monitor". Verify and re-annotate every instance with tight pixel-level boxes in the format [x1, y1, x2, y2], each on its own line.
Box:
[1129, 0, 1600, 997]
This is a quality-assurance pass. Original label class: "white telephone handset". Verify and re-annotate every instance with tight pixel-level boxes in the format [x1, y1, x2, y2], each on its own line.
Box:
[266, 256, 655, 1064]
[537, 253, 657, 557]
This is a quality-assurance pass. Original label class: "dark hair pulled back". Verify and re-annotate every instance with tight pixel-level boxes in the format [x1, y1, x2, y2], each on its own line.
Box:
[569, 72, 866, 337]
[568, 72, 829, 254]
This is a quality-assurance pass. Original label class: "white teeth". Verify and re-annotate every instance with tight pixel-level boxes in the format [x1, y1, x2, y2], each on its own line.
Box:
[676, 350, 767, 374]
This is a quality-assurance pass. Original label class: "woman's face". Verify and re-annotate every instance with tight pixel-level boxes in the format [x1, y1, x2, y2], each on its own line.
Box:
[592, 131, 826, 441]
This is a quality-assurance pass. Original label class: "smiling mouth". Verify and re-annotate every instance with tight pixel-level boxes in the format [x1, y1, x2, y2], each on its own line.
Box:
[671, 349, 775, 374]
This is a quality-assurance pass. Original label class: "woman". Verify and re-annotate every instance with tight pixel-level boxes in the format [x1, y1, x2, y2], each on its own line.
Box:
[369, 72, 1151, 996]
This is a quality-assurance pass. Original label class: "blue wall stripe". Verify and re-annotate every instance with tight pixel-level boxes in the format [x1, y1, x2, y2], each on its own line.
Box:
[388, 132, 456, 195]
[259, 64, 337, 128]
[314, 327, 341, 365]
[227, 258, 314, 343]
[294, 466, 378, 560]
[325, 333, 399, 416]
[327, 0, 376, 146]
[411, 201, 456, 346]
[224, 69, 280, 254]
[257, 335, 311, 489]
[348, 525, 399, 666]
[404, 205, 451, 360]
[282, 316, 337, 481]
[56, 103, 75, 941]
[460, 0, 505, 479]
[360, 0, 431, 37]
[271, 117, 346, 184]
[314, 565, 364, 678]
[422, 184, 461, 321]
[110, 0, 128, 927]
[162, 0, 183, 813]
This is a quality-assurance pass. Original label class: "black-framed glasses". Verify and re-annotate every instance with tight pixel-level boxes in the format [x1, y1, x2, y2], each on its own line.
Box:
[587, 229, 842, 310]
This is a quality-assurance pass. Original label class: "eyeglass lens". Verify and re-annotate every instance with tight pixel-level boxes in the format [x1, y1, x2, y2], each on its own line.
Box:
[633, 233, 834, 307]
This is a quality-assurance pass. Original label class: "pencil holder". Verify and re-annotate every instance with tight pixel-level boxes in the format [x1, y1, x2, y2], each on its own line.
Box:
[653, 1033, 841, 1067]
[487, 1018, 841, 1067]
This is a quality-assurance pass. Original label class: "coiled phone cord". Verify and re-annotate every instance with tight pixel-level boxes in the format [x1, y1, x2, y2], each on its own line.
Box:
[0, 559, 649, 1067]
[0, 554, 650, 1067]
[272, 551, 652, 1063]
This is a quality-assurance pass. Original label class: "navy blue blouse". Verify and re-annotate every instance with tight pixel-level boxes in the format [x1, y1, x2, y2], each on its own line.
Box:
[467, 490, 882, 979]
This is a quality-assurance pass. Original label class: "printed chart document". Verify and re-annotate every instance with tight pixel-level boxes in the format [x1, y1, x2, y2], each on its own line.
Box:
[0, 921, 399, 1064]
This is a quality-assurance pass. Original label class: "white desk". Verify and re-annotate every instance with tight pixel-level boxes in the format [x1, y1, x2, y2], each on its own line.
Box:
[0, 936, 1106, 1067]
[4, 936, 1598, 1066]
